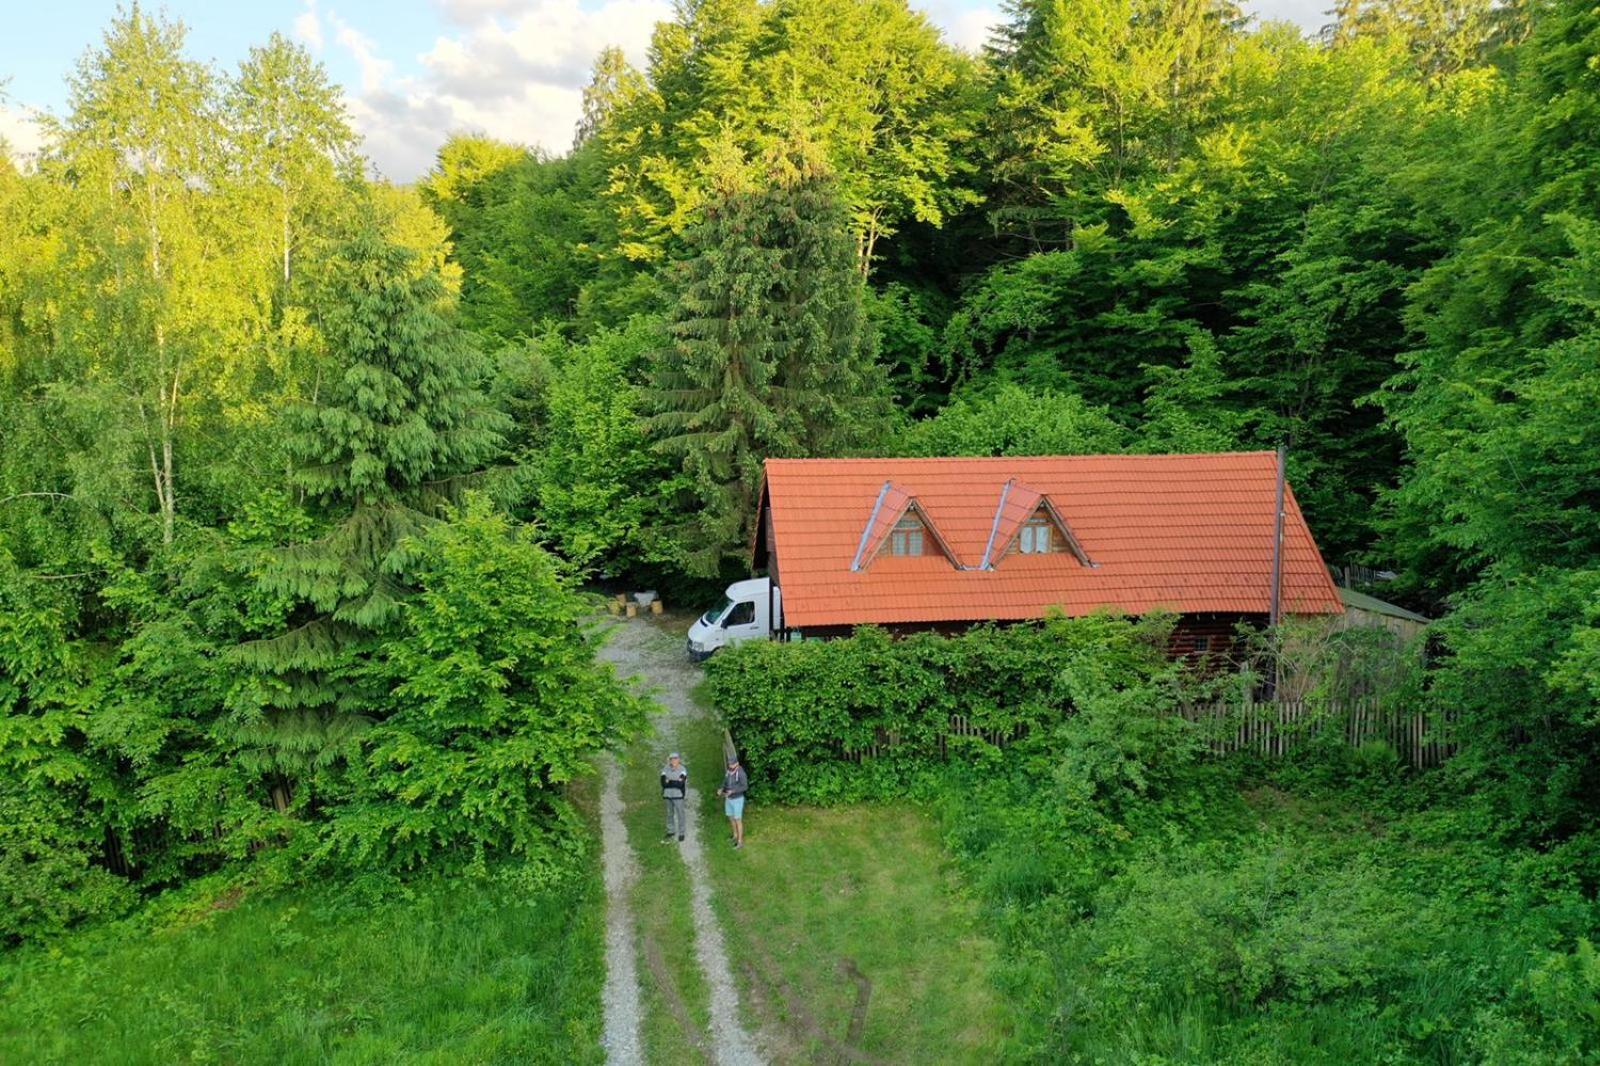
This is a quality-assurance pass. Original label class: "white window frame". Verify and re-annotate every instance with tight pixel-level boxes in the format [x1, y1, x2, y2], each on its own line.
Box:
[890, 514, 925, 556]
[1018, 515, 1054, 554]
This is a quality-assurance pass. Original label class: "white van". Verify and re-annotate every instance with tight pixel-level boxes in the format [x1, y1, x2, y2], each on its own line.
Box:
[686, 576, 781, 661]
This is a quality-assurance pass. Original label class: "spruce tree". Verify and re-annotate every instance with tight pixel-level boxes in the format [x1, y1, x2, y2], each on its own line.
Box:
[648, 159, 885, 574]
[231, 225, 508, 788]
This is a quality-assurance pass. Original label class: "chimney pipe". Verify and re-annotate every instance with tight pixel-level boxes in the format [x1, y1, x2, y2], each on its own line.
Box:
[1269, 444, 1286, 627]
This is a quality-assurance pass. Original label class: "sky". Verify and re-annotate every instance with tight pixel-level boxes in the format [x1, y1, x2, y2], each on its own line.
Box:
[0, 0, 1330, 182]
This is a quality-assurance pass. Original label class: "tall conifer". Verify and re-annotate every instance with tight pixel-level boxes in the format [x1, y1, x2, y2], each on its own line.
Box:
[648, 157, 885, 574]
[232, 224, 507, 783]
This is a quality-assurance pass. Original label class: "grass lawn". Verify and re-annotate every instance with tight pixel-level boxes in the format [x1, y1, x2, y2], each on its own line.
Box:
[704, 801, 1016, 1063]
[0, 868, 605, 1065]
[613, 614, 1015, 1062]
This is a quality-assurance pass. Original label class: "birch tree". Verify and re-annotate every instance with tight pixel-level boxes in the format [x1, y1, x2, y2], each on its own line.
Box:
[48, 8, 222, 545]
[226, 33, 358, 292]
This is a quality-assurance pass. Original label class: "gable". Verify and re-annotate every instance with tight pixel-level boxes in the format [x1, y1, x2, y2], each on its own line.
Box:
[850, 483, 960, 570]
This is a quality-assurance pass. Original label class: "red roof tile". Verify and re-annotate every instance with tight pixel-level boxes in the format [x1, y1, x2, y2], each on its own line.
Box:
[763, 453, 1344, 629]
[980, 481, 1042, 568]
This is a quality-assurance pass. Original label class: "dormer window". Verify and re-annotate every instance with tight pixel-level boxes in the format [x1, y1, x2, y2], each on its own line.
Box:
[1018, 514, 1054, 554]
[850, 483, 961, 571]
[890, 514, 925, 556]
[1011, 508, 1065, 555]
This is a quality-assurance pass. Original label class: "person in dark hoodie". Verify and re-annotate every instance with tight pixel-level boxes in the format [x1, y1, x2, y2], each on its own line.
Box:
[661, 752, 688, 842]
[717, 755, 748, 849]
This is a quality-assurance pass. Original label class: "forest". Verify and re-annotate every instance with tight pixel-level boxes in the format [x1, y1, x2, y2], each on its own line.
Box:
[2, 0, 1599, 1061]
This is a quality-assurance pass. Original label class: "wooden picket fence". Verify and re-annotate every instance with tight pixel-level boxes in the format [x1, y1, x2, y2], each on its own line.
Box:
[1177, 699, 1459, 768]
[832, 700, 1458, 768]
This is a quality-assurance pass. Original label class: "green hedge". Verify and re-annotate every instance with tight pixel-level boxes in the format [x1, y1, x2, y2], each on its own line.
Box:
[704, 613, 1182, 803]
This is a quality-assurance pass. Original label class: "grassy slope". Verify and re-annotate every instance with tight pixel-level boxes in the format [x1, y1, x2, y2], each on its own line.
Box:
[0, 770, 610, 1065]
[0, 871, 606, 1065]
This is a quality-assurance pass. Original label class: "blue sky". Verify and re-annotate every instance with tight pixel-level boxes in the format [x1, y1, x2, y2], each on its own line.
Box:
[1, 0, 1330, 180]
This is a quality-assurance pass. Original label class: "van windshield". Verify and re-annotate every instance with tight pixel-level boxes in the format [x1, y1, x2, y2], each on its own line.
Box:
[700, 597, 734, 627]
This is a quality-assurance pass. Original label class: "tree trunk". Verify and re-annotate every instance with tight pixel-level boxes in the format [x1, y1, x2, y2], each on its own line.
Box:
[149, 191, 176, 544]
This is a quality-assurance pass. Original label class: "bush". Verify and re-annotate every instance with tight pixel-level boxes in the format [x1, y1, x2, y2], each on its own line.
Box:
[317, 497, 650, 875]
[0, 569, 135, 944]
[706, 612, 1188, 804]
[1471, 938, 1600, 1062]
[0, 790, 134, 946]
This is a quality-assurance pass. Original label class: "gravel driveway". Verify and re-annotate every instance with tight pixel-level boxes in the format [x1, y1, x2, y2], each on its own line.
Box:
[597, 617, 765, 1066]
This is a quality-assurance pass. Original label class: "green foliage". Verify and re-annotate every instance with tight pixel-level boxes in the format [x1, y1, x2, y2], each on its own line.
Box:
[421, 136, 604, 338]
[1137, 332, 1246, 453]
[648, 167, 888, 573]
[7, 5, 1600, 1037]
[322, 498, 648, 873]
[1374, 0, 1600, 839]
[232, 225, 508, 781]
[598, 0, 980, 270]
[0, 790, 135, 947]
[1473, 938, 1600, 1063]
[936, 721, 1600, 1062]
[533, 317, 684, 573]
[0, 568, 132, 944]
[227, 31, 358, 291]
[709, 608, 1599, 1061]
[895, 382, 1129, 457]
[706, 613, 1188, 803]
[0, 868, 606, 1064]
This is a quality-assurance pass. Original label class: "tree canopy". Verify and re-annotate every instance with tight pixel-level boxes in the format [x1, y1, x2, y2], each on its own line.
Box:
[3, 0, 1600, 996]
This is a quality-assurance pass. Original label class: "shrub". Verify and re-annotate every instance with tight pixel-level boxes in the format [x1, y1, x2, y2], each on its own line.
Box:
[317, 497, 649, 875]
[0, 789, 135, 946]
[706, 612, 1189, 804]
[0, 569, 135, 944]
[1472, 938, 1600, 1062]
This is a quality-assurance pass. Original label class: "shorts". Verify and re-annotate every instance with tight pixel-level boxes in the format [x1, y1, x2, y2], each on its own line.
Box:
[724, 796, 745, 818]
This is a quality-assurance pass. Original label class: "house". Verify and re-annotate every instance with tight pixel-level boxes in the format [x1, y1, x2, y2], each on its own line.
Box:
[1335, 586, 1430, 643]
[752, 452, 1344, 652]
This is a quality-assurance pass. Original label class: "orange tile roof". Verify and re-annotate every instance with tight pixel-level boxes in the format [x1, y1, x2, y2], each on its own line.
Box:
[762, 453, 1344, 629]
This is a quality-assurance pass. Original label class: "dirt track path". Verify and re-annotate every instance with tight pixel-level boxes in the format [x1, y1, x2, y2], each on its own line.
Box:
[599, 618, 765, 1066]
[598, 752, 645, 1064]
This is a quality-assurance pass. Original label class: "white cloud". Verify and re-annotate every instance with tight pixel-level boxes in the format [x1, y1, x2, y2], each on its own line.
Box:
[332, 13, 396, 94]
[294, 0, 325, 52]
[0, 104, 45, 166]
[436, 0, 538, 25]
[920, 0, 1001, 52]
[328, 0, 668, 181]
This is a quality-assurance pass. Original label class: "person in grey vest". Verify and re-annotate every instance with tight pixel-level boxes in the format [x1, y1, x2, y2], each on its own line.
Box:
[718, 756, 748, 849]
[661, 752, 688, 842]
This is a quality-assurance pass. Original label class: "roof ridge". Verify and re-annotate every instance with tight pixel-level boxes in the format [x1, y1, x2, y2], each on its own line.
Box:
[765, 451, 1279, 466]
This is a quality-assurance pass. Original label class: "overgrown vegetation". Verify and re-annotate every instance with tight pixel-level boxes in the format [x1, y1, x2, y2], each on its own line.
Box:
[709, 619, 1600, 1061]
[0, 868, 606, 1065]
[707, 613, 1194, 804]
[5, 0, 1600, 1058]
